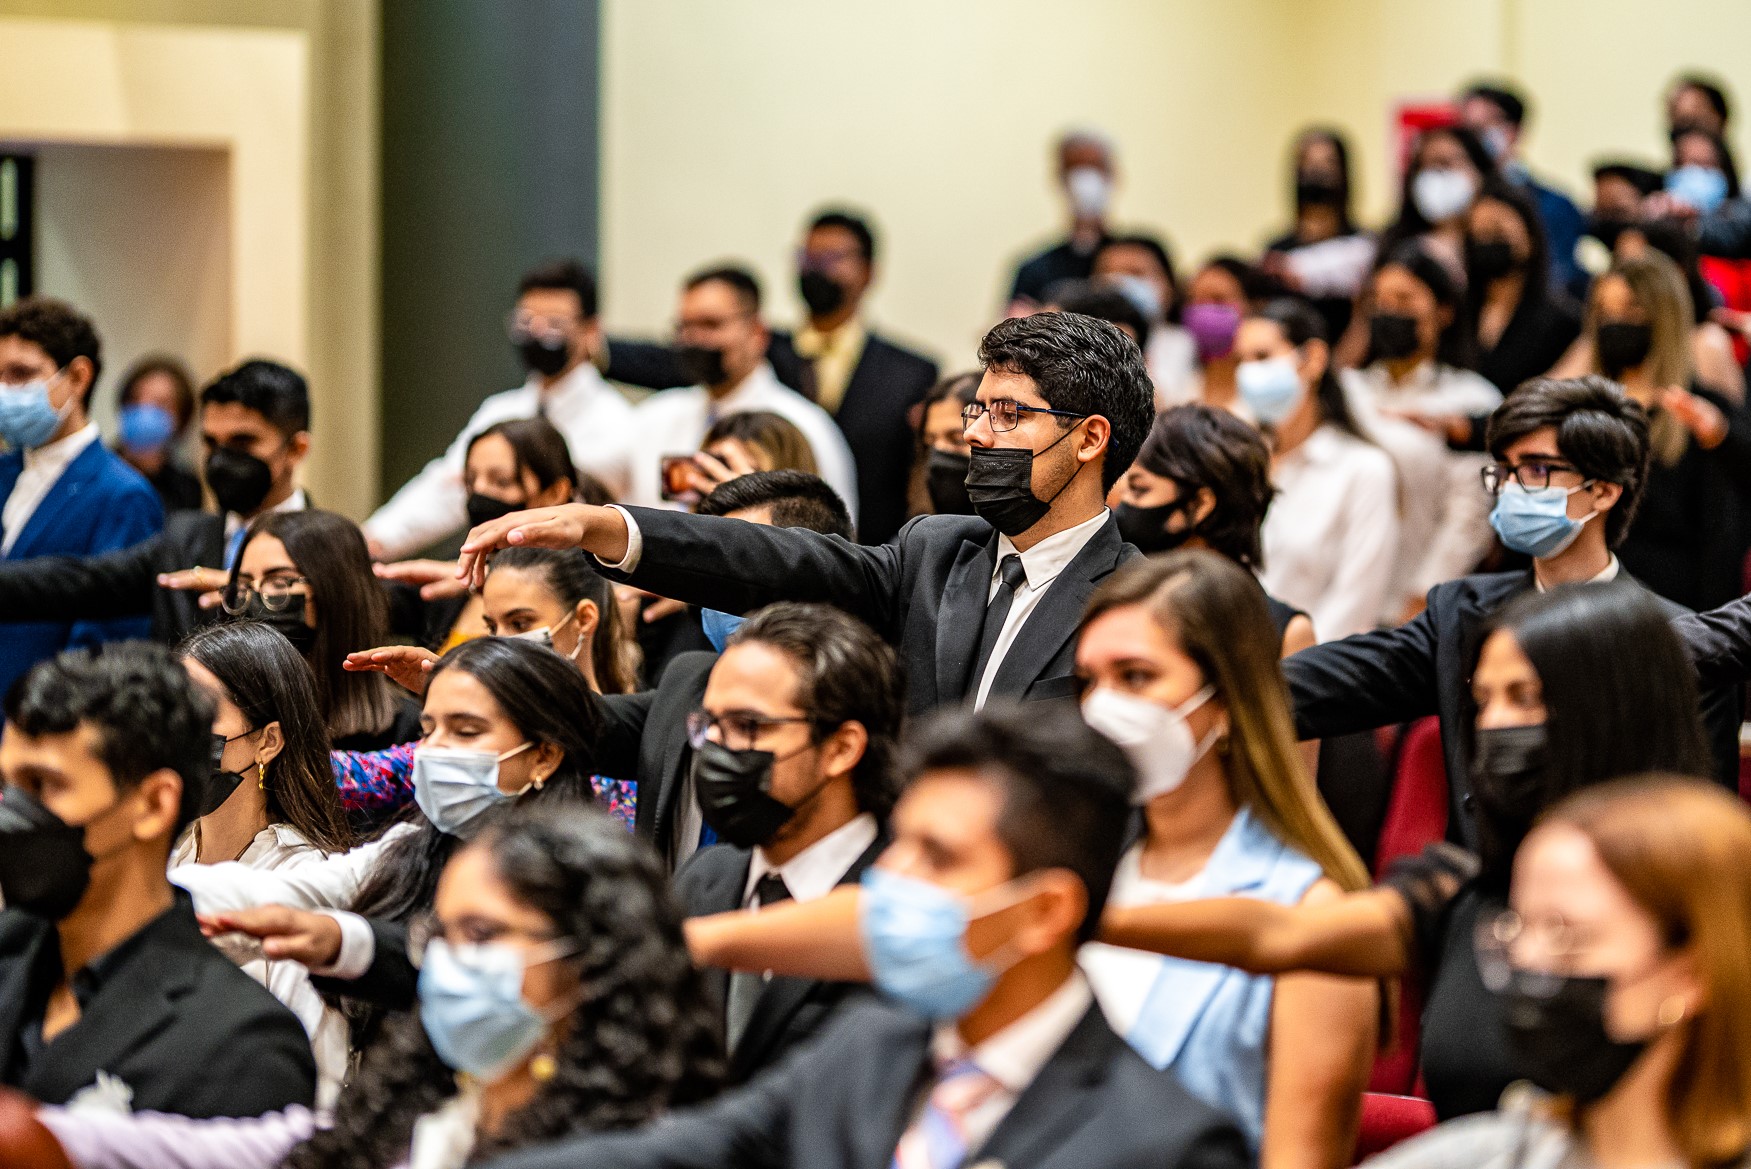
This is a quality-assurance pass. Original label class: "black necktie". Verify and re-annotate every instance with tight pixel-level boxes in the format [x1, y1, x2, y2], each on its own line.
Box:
[725, 872, 792, 1051]
[970, 554, 1028, 691]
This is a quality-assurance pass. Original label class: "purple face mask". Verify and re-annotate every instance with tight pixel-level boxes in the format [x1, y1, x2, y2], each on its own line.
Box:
[1183, 303, 1241, 363]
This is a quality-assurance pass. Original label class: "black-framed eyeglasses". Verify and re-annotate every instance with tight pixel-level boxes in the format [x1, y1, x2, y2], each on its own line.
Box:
[1480, 460, 1588, 495]
[686, 708, 818, 752]
[961, 400, 1089, 434]
[221, 576, 310, 616]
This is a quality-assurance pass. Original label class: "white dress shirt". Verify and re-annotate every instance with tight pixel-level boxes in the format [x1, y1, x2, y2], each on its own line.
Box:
[742, 812, 878, 906]
[2, 421, 99, 555]
[620, 362, 859, 519]
[1080, 845, 1206, 1035]
[1341, 362, 1502, 616]
[973, 508, 1110, 709]
[920, 970, 1094, 1156]
[1258, 424, 1401, 641]
[363, 362, 637, 559]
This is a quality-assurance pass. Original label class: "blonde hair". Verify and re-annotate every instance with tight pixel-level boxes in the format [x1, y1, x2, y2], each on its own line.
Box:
[1081, 551, 1370, 893]
[1545, 776, 1751, 1169]
[1589, 252, 1693, 466]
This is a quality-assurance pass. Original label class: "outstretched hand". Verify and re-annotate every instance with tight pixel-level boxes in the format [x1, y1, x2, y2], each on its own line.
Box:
[198, 905, 344, 969]
[342, 644, 439, 694]
[156, 566, 230, 611]
[374, 558, 469, 601]
[1661, 384, 1729, 449]
[456, 503, 621, 590]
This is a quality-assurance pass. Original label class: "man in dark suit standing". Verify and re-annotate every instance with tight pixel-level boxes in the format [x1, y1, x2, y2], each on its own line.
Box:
[0, 643, 315, 1117]
[463, 312, 1155, 715]
[675, 601, 902, 1084]
[1285, 376, 1743, 844]
[481, 701, 1248, 1169]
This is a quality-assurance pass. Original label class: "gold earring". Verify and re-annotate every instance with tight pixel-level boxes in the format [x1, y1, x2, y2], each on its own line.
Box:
[529, 1051, 558, 1082]
[1657, 996, 1688, 1028]
[258, 762, 267, 790]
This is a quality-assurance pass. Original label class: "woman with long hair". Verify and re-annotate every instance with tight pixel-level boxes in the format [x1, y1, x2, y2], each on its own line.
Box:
[1463, 180, 1581, 396]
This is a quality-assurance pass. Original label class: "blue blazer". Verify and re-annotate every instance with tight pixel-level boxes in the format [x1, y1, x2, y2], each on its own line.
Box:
[0, 440, 163, 692]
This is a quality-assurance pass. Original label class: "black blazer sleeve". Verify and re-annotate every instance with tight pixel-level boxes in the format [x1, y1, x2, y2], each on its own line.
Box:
[1283, 603, 1442, 739]
[594, 687, 657, 783]
[309, 917, 417, 1011]
[0, 530, 163, 622]
[602, 339, 695, 390]
[1677, 596, 1751, 690]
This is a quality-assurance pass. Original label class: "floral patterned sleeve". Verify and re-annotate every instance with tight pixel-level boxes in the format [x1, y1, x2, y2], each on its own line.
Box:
[330, 741, 418, 816]
[590, 776, 637, 831]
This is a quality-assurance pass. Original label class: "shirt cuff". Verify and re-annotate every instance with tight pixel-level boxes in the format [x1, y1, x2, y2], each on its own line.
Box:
[308, 909, 377, 979]
[598, 504, 643, 573]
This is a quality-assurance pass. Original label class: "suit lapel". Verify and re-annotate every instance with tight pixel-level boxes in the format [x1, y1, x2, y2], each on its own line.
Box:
[988, 515, 1125, 698]
[968, 1006, 1113, 1168]
[935, 535, 998, 702]
[847, 1012, 933, 1169]
[0, 917, 54, 1053]
[6, 442, 104, 560]
[699, 851, 751, 1010]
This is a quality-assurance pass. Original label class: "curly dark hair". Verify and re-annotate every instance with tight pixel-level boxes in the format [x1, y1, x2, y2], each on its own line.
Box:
[284, 799, 723, 1169]
[0, 296, 102, 405]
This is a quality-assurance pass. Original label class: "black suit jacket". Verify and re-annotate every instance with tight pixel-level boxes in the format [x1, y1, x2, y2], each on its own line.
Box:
[1677, 594, 1751, 689]
[595, 650, 717, 866]
[605, 329, 939, 545]
[673, 831, 886, 1084]
[1285, 569, 1742, 846]
[0, 509, 224, 644]
[481, 997, 1248, 1169]
[0, 896, 315, 1118]
[608, 508, 1137, 714]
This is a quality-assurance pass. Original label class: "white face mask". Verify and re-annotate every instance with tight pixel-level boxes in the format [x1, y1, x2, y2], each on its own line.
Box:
[1081, 685, 1220, 804]
[412, 742, 536, 838]
[511, 610, 583, 663]
[1065, 166, 1112, 219]
[1411, 167, 1477, 224]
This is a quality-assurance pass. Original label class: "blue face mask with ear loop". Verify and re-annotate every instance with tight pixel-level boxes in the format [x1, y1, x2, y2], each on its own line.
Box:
[0, 369, 72, 450]
[859, 867, 1039, 1021]
[418, 935, 583, 1079]
[1235, 354, 1305, 426]
[1489, 480, 1598, 558]
[700, 609, 746, 653]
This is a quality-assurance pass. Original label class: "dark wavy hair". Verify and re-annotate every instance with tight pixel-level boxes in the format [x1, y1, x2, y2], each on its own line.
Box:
[488, 546, 638, 695]
[1133, 404, 1275, 570]
[284, 800, 723, 1169]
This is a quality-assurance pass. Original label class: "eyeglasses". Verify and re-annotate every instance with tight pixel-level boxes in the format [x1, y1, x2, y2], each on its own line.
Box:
[1480, 460, 1588, 495]
[406, 911, 573, 966]
[504, 309, 573, 344]
[961, 400, 1089, 434]
[1474, 908, 1587, 994]
[685, 708, 818, 753]
[221, 575, 310, 616]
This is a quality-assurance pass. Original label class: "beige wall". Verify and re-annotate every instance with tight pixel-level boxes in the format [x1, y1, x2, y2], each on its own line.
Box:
[602, 0, 1751, 369]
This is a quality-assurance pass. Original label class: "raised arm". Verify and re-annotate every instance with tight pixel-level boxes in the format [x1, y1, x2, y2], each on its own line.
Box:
[0, 531, 164, 623]
[685, 884, 870, 981]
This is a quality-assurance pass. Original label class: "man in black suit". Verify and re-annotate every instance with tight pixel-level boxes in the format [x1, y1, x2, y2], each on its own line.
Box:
[482, 702, 1247, 1169]
[0, 643, 315, 1117]
[605, 210, 938, 546]
[0, 360, 312, 644]
[675, 601, 902, 1084]
[1285, 376, 1742, 845]
[463, 312, 1155, 715]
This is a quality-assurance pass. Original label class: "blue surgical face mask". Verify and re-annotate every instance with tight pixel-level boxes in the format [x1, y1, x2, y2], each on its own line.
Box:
[1667, 165, 1729, 215]
[1489, 481, 1597, 559]
[511, 610, 583, 663]
[418, 935, 579, 1080]
[118, 403, 178, 454]
[1236, 355, 1305, 426]
[0, 374, 71, 450]
[411, 742, 536, 838]
[700, 608, 746, 653]
[1108, 274, 1164, 322]
[859, 867, 1035, 1021]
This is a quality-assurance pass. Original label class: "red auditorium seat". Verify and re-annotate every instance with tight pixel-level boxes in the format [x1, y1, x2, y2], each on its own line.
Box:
[1353, 1092, 1437, 1164]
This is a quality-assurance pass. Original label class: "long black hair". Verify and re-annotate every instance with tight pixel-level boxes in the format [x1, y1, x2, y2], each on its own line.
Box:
[1462, 178, 1553, 311]
[284, 801, 723, 1169]
[1377, 124, 1499, 258]
[1249, 297, 1372, 443]
[1472, 581, 1710, 889]
[489, 546, 638, 695]
[1133, 404, 1275, 570]
[1365, 241, 1478, 371]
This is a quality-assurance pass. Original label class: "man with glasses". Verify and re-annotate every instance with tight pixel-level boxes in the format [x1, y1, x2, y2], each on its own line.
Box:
[457, 311, 1155, 714]
[363, 259, 636, 560]
[616, 265, 857, 514]
[1285, 375, 1741, 844]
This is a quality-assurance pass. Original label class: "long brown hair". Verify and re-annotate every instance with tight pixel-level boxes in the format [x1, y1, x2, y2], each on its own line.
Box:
[1588, 252, 1693, 467]
[1081, 550, 1370, 893]
[1545, 777, 1751, 1169]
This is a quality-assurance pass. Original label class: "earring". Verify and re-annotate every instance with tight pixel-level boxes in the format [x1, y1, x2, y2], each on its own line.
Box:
[529, 1051, 558, 1082]
[533, 772, 549, 790]
[258, 762, 267, 791]
[1657, 996, 1688, 1028]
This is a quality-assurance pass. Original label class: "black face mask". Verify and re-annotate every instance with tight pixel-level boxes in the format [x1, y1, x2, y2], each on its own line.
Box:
[515, 335, 570, 378]
[1369, 313, 1422, 361]
[924, 448, 974, 515]
[1497, 969, 1648, 1103]
[0, 786, 97, 920]
[1115, 497, 1199, 555]
[237, 596, 318, 659]
[1466, 239, 1520, 283]
[1471, 723, 1548, 886]
[1595, 321, 1653, 378]
[798, 270, 847, 318]
[677, 344, 729, 387]
[1295, 178, 1344, 209]
[200, 733, 250, 818]
[691, 739, 797, 849]
[964, 424, 1083, 538]
[1585, 214, 1632, 251]
[205, 446, 276, 517]
[466, 492, 525, 530]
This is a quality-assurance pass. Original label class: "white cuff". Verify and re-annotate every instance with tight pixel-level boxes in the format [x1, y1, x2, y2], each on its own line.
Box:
[308, 909, 377, 979]
[598, 504, 644, 573]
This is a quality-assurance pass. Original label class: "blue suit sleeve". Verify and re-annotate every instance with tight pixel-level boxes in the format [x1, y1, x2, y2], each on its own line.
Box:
[64, 473, 163, 650]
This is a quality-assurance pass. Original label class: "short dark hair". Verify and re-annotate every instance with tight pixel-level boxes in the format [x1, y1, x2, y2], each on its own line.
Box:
[1485, 376, 1652, 548]
[517, 258, 598, 320]
[0, 297, 102, 405]
[728, 602, 903, 820]
[200, 359, 311, 438]
[467, 417, 577, 497]
[1673, 74, 1731, 127]
[1047, 281, 1151, 352]
[117, 355, 198, 429]
[976, 311, 1155, 491]
[684, 265, 761, 315]
[1135, 404, 1275, 569]
[807, 209, 876, 265]
[1592, 160, 1666, 198]
[696, 470, 852, 539]
[1463, 81, 1527, 127]
[5, 642, 215, 840]
[902, 702, 1134, 943]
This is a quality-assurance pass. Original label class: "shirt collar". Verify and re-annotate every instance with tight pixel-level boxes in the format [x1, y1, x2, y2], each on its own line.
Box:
[794, 317, 867, 359]
[746, 812, 879, 905]
[707, 361, 781, 408]
[23, 420, 99, 470]
[995, 508, 1110, 591]
[532, 361, 609, 409]
[226, 487, 307, 536]
[71, 893, 189, 1009]
[930, 969, 1093, 1094]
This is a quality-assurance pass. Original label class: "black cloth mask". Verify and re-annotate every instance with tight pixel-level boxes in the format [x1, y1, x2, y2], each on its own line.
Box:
[516, 335, 570, 378]
[691, 740, 797, 849]
[205, 447, 276, 517]
[964, 424, 1082, 538]
[466, 492, 524, 530]
[1470, 723, 1548, 888]
[0, 786, 97, 920]
[1368, 313, 1422, 361]
[1595, 322, 1653, 378]
[1295, 178, 1344, 209]
[237, 596, 318, 659]
[1466, 240, 1520, 283]
[1115, 497, 1199, 554]
[1497, 969, 1648, 1103]
[798, 270, 847, 318]
[677, 344, 729, 387]
[201, 732, 250, 818]
[925, 448, 974, 516]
